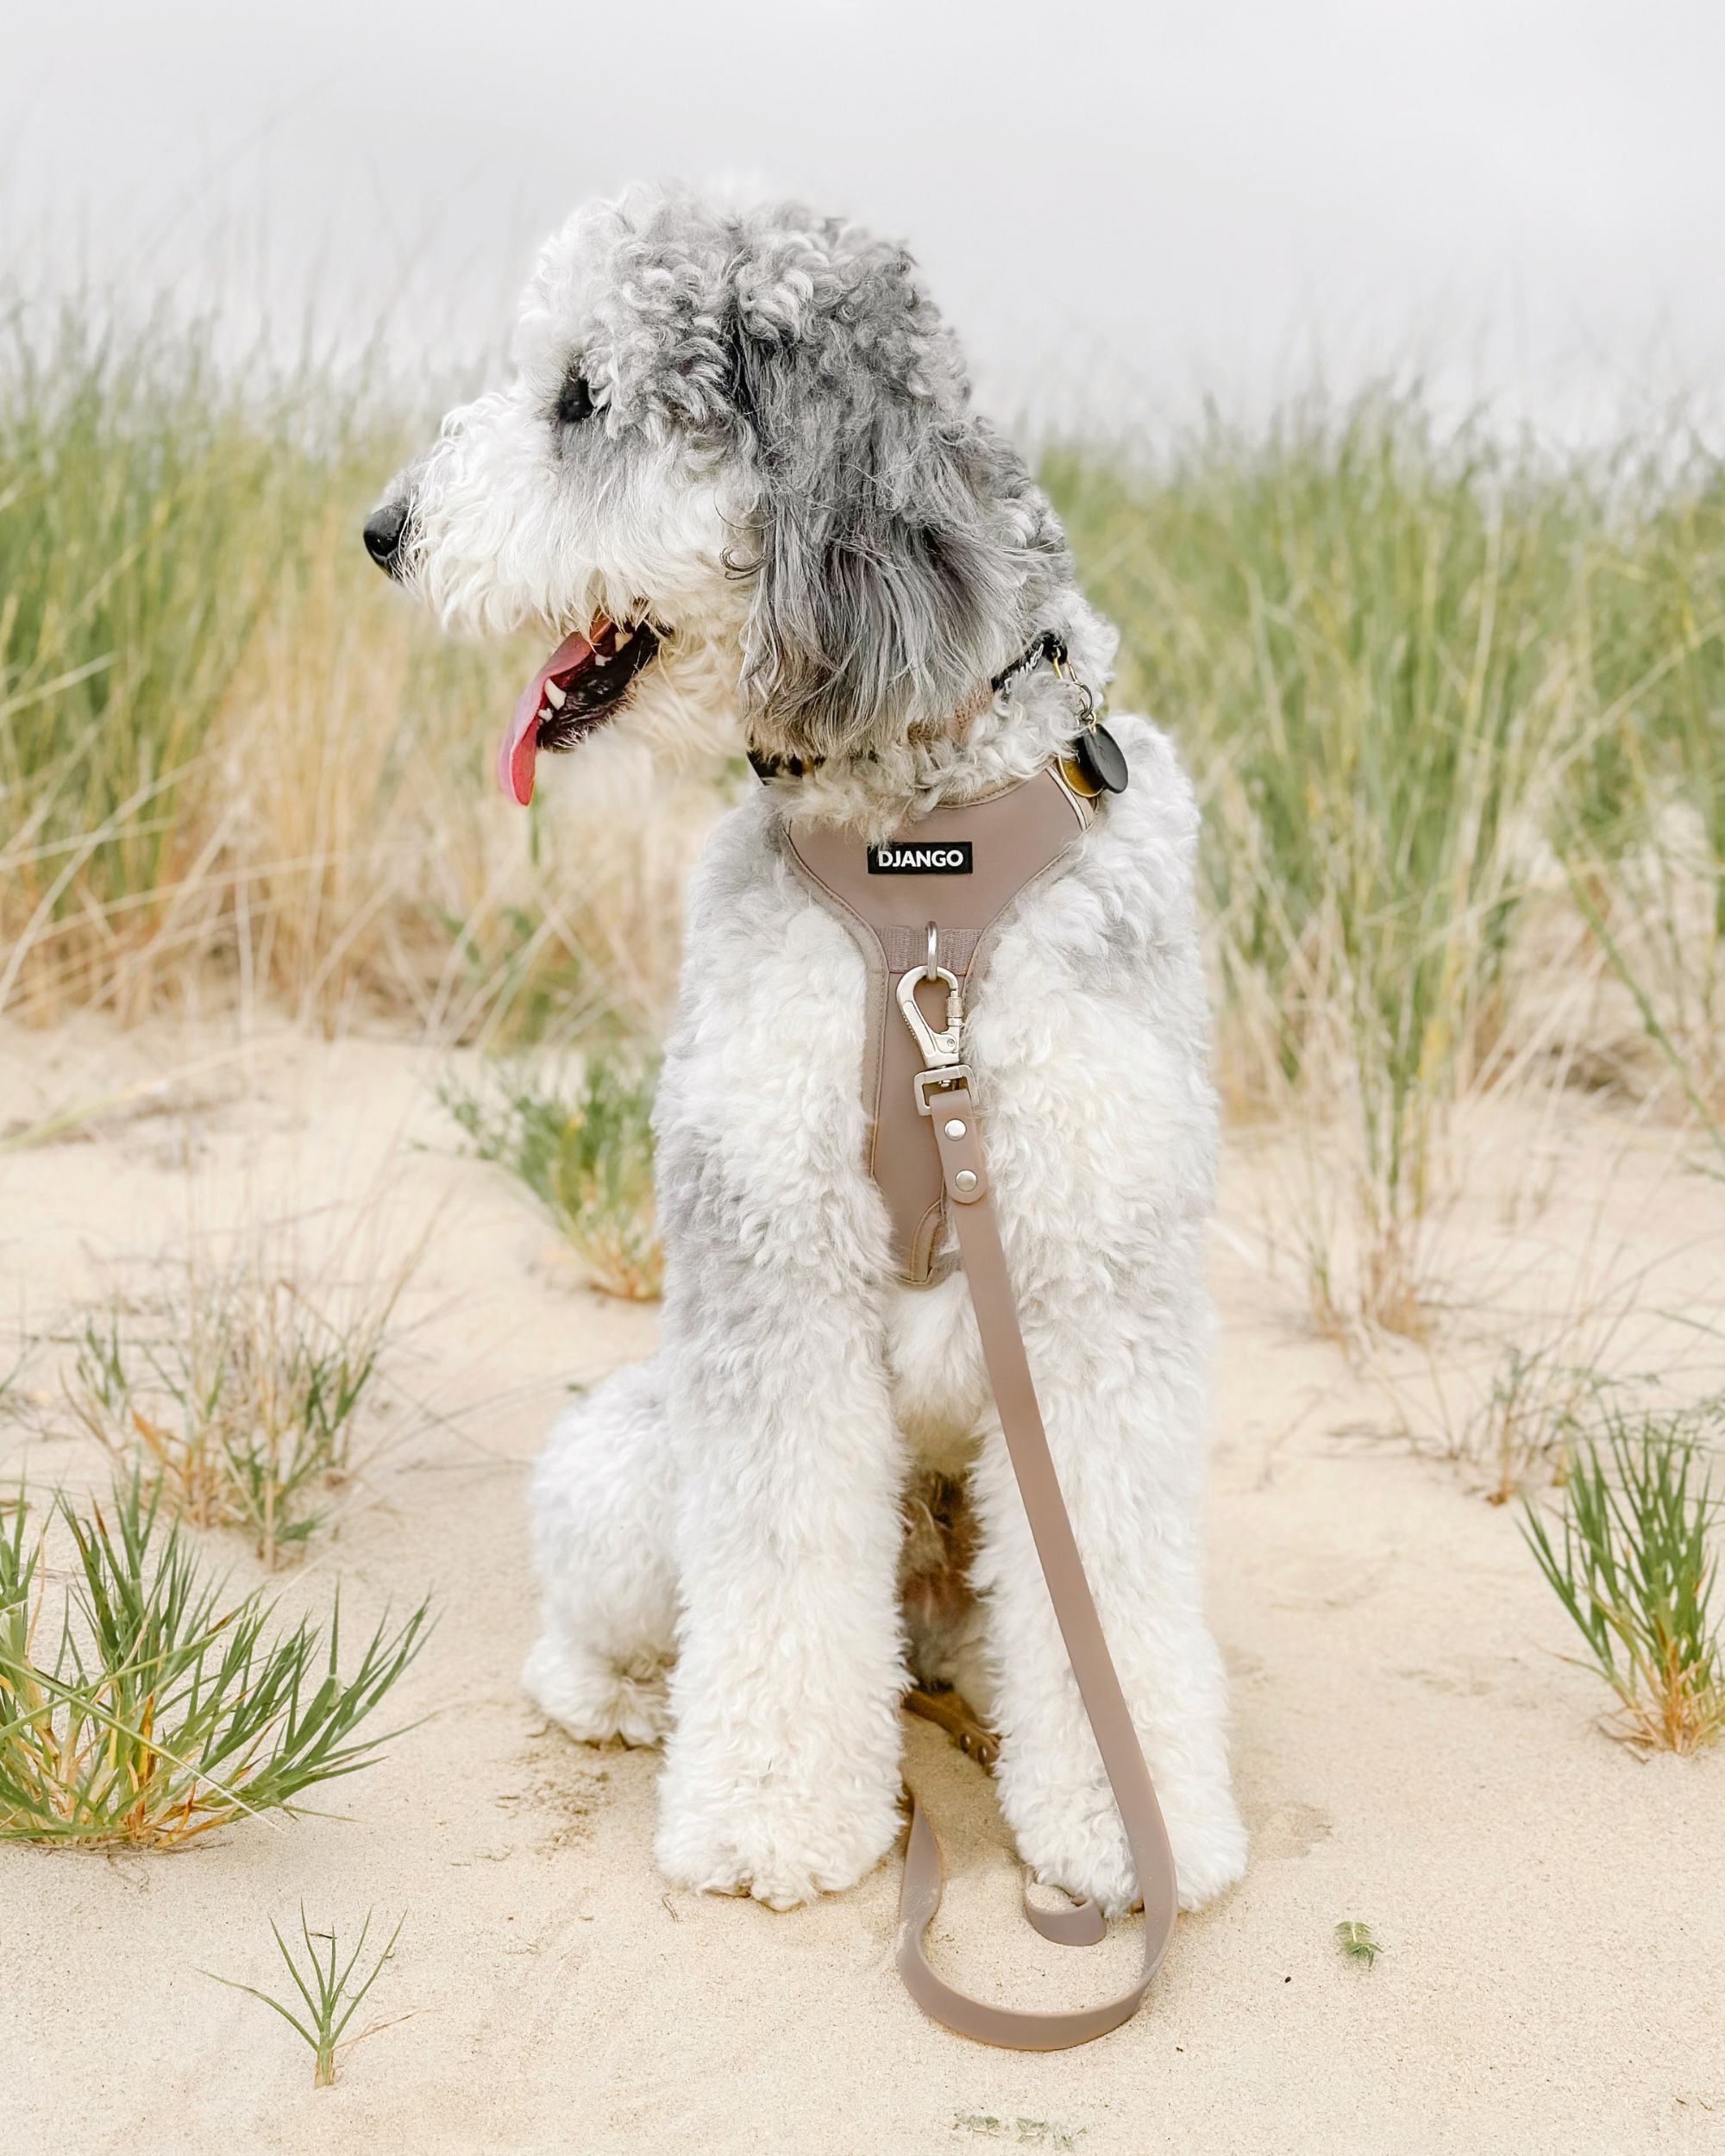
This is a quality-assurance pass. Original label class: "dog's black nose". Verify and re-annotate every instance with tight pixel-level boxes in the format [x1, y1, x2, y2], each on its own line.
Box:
[363, 499, 411, 575]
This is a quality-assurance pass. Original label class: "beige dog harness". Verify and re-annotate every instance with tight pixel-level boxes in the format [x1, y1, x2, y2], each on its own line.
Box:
[784, 759, 1181, 2050]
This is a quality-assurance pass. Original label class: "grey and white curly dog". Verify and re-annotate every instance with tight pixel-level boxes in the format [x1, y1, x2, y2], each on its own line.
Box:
[365, 185, 1247, 1920]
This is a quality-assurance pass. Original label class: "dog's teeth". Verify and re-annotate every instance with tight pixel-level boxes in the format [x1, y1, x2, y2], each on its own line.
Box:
[612, 628, 633, 650]
[543, 679, 567, 708]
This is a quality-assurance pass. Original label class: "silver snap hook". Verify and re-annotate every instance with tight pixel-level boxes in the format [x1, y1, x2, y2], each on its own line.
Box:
[896, 960, 963, 1072]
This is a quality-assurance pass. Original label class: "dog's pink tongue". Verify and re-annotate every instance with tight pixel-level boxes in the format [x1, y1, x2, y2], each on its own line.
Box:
[499, 630, 595, 805]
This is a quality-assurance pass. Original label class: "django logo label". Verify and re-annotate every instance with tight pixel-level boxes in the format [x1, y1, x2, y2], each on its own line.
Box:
[866, 841, 973, 874]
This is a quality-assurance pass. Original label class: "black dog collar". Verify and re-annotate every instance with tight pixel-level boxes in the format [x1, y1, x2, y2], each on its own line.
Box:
[747, 629, 1122, 789]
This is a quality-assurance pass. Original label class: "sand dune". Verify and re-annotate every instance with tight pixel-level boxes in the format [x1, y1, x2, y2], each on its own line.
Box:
[2, 1016, 1722, 2155]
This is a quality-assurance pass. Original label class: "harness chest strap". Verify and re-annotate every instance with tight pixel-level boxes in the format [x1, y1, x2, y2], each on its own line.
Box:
[785, 766, 1097, 1283]
[784, 764, 1182, 2050]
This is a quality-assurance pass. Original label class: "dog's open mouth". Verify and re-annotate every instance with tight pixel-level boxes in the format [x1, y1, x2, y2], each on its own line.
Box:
[499, 617, 660, 805]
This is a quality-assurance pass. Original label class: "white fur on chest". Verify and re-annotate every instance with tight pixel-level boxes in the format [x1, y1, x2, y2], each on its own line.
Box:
[655, 716, 1218, 1463]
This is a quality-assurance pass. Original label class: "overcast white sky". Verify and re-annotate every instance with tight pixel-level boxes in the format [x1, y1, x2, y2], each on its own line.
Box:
[4, 0, 1722, 439]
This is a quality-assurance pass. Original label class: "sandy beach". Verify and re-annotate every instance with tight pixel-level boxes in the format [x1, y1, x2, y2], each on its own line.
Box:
[2, 1012, 1722, 2156]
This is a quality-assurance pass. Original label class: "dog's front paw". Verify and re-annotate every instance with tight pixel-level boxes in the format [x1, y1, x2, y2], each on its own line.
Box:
[1007, 1769, 1140, 1917]
[1158, 1783, 1249, 1910]
[1005, 1764, 1248, 1917]
[656, 1771, 900, 1911]
[522, 1635, 669, 1747]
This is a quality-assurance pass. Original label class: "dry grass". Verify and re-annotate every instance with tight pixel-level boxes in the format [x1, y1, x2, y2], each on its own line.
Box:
[0, 301, 721, 1045]
[3, 305, 1721, 1342]
[2, 495, 722, 1047]
[172, 513, 724, 1047]
[1049, 395, 1725, 1335]
[62, 1244, 413, 1570]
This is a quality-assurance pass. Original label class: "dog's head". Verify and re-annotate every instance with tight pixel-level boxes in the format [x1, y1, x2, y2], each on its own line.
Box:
[366, 185, 1090, 805]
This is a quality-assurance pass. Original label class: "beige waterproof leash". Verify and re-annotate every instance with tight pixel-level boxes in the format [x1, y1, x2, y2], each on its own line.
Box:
[784, 768, 1182, 2050]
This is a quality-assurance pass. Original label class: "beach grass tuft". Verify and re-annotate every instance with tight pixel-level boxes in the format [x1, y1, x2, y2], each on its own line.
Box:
[1469, 1344, 1602, 1508]
[1048, 395, 1725, 1332]
[0, 291, 709, 1041]
[440, 1049, 663, 1300]
[63, 1249, 411, 1568]
[0, 1477, 430, 1845]
[1521, 1397, 1725, 1754]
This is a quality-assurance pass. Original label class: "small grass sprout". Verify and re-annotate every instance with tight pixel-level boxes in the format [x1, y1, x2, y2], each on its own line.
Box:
[204, 1906, 406, 2088]
[1521, 1399, 1725, 1755]
[0, 1478, 430, 1845]
[1335, 1920, 1384, 1968]
[441, 1049, 662, 1300]
[65, 1254, 408, 1567]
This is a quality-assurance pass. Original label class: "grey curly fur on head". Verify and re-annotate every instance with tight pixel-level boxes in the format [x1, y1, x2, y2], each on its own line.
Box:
[720, 214, 1075, 763]
[386, 184, 1109, 806]
[585, 191, 1083, 760]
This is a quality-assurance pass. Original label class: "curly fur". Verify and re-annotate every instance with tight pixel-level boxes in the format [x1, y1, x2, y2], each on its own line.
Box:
[376, 184, 1247, 1918]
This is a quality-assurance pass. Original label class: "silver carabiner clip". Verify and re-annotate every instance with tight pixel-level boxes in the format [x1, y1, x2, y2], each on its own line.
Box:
[896, 960, 963, 1070]
[897, 923, 973, 1112]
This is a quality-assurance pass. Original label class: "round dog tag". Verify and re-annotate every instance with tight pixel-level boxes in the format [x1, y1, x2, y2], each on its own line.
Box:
[1074, 723, 1128, 794]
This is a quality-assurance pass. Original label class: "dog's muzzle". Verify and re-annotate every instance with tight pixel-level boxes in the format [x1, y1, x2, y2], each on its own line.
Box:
[362, 499, 411, 578]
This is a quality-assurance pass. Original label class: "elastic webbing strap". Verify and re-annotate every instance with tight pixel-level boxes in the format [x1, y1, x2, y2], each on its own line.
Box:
[894, 1081, 1179, 2050]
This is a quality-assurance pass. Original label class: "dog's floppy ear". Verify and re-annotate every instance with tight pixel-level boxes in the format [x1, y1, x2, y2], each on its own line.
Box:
[729, 229, 1013, 761]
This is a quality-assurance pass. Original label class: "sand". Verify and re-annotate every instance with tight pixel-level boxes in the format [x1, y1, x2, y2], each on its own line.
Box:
[2, 1012, 1722, 2156]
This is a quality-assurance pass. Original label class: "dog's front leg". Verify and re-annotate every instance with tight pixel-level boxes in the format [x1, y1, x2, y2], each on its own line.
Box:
[655, 1294, 907, 1911]
[969, 1345, 1248, 1919]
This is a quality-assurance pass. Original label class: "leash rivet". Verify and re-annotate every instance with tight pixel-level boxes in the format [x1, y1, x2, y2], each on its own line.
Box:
[943, 1119, 967, 1138]
[954, 1169, 977, 1192]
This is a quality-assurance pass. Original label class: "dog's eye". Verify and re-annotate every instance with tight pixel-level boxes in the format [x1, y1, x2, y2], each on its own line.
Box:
[556, 371, 595, 427]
